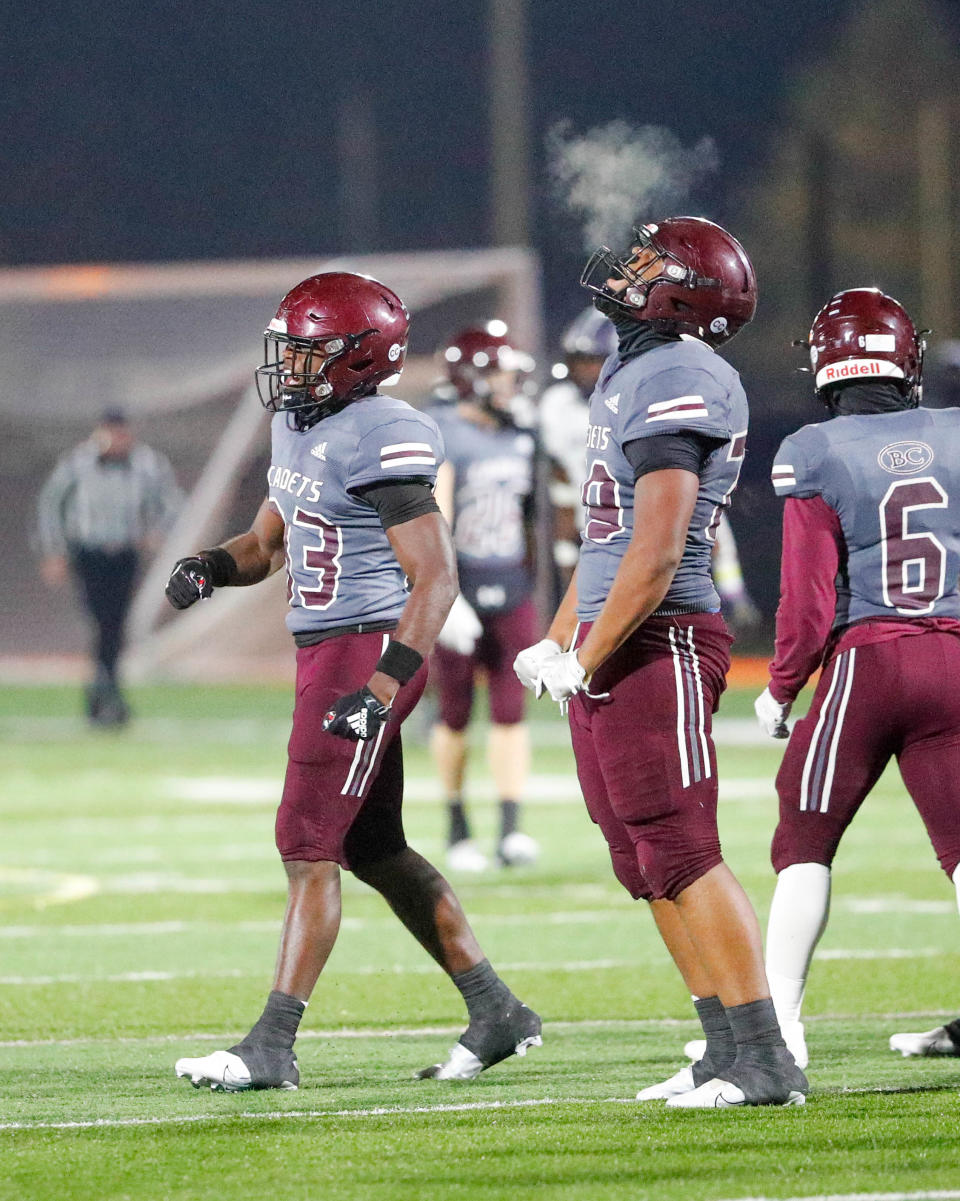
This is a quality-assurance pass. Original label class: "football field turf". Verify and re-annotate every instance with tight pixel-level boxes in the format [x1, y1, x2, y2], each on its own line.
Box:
[2, 682, 959, 1201]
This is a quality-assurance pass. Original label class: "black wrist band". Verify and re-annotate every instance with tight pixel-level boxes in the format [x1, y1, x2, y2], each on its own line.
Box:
[200, 547, 239, 588]
[375, 639, 424, 684]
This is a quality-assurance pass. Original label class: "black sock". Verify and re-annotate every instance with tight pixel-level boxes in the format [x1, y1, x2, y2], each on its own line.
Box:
[724, 998, 787, 1052]
[236, 990, 306, 1051]
[448, 799, 470, 845]
[452, 959, 513, 1022]
[499, 799, 519, 839]
[692, 995, 736, 1084]
[945, 1017, 960, 1051]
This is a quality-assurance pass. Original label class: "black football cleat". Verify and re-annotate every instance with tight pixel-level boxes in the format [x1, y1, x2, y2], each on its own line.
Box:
[416, 1001, 542, 1080]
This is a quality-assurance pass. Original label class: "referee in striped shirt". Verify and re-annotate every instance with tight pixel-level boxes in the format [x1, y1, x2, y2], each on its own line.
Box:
[37, 408, 182, 726]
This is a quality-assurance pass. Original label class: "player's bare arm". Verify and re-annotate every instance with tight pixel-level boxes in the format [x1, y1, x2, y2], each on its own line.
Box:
[546, 568, 580, 650]
[219, 497, 286, 585]
[576, 467, 699, 677]
[365, 510, 459, 706]
[165, 498, 285, 609]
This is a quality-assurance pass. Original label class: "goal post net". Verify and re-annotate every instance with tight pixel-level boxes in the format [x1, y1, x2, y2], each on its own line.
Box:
[0, 248, 542, 682]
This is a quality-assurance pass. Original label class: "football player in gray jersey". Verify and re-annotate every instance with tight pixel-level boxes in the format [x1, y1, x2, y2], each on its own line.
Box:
[428, 324, 542, 872]
[516, 218, 807, 1108]
[754, 288, 960, 1069]
[164, 273, 540, 1092]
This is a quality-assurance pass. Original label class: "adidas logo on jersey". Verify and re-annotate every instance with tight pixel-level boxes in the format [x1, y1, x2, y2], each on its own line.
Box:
[310, 442, 328, 460]
[605, 393, 620, 414]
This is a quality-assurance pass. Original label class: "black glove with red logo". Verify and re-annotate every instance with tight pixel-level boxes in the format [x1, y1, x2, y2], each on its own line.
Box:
[165, 548, 237, 610]
[322, 687, 391, 742]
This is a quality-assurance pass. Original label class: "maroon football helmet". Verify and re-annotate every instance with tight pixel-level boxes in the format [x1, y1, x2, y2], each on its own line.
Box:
[256, 272, 409, 426]
[580, 216, 757, 347]
[442, 322, 533, 400]
[806, 288, 924, 405]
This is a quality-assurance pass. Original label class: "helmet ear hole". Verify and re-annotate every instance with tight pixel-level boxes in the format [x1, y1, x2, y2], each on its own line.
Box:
[348, 357, 374, 374]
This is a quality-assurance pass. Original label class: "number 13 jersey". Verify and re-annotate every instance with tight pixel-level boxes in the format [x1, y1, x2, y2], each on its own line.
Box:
[772, 407, 960, 627]
[268, 394, 443, 637]
[576, 338, 749, 621]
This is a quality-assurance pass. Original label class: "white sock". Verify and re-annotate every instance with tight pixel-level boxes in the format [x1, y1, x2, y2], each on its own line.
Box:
[953, 863, 960, 915]
[764, 862, 832, 1026]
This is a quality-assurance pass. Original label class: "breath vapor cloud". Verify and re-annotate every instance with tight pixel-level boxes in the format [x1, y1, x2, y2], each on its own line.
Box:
[547, 119, 720, 250]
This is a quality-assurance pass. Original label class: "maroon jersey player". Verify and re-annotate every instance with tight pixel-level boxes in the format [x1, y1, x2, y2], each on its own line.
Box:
[166, 272, 540, 1092]
[757, 288, 960, 1068]
[517, 217, 807, 1108]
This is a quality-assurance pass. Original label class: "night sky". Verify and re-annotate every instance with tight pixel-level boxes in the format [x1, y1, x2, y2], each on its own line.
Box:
[6, 1, 960, 329]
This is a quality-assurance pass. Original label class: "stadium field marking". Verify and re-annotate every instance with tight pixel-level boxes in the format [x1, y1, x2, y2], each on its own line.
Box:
[0, 909, 636, 938]
[1, 897, 951, 939]
[841, 897, 956, 915]
[0, 948, 946, 988]
[0, 715, 772, 748]
[161, 773, 775, 805]
[0, 1096, 641, 1132]
[2, 1009, 957, 1050]
[717, 1193, 960, 1201]
[0, 866, 99, 908]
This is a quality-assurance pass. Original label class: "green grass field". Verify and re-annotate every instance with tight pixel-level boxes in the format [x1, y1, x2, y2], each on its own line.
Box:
[2, 682, 960, 1201]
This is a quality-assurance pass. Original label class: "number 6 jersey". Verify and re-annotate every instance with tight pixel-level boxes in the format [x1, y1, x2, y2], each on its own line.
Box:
[576, 338, 748, 621]
[773, 407, 960, 627]
[267, 394, 443, 637]
[768, 406, 960, 703]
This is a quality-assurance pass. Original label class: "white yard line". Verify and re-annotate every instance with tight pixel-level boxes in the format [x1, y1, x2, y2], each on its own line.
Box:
[0, 910, 635, 939]
[718, 1194, 960, 1201]
[0, 1095, 639, 1132]
[160, 772, 775, 805]
[1, 1010, 955, 1051]
[2, 900, 952, 940]
[0, 715, 772, 747]
[0, 949, 946, 988]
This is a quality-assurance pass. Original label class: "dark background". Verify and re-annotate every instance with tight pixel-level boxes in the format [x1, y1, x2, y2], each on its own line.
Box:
[4, 0, 960, 653]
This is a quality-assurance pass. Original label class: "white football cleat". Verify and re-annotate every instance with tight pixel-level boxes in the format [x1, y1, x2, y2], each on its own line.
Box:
[447, 839, 489, 873]
[889, 1025, 960, 1057]
[175, 1050, 255, 1092]
[684, 1020, 809, 1071]
[497, 831, 540, 867]
[666, 1076, 805, 1109]
[416, 1042, 486, 1081]
[636, 1065, 696, 1101]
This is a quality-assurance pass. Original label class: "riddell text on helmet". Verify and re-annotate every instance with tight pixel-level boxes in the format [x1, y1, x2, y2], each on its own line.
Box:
[823, 360, 888, 381]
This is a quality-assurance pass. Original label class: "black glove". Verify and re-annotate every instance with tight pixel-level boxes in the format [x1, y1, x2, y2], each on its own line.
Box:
[322, 687, 391, 742]
[165, 554, 216, 609]
[165, 548, 237, 610]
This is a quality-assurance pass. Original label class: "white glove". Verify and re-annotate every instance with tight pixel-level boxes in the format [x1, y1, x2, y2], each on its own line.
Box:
[513, 638, 563, 698]
[436, 593, 483, 656]
[540, 648, 587, 707]
[755, 686, 791, 739]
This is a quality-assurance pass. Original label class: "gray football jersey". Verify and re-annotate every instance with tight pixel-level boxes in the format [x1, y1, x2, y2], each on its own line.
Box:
[772, 407, 960, 626]
[576, 339, 748, 620]
[268, 395, 443, 636]
[432, 407, 536, 613]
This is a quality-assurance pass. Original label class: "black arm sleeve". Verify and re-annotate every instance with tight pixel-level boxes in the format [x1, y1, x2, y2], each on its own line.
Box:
[623, 432, 726, 482]
[352, 478, 440, 530]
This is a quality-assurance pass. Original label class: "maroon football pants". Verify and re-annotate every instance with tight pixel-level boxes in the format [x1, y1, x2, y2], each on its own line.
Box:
[772, 631, 960, 879]
[432, 597, 539, 729]
[570, 612, 732, 901]
[276, 631, 427, 869]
